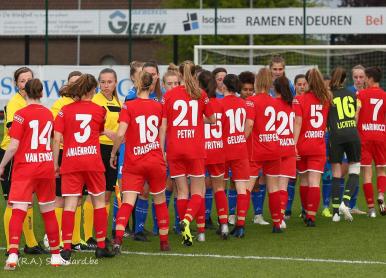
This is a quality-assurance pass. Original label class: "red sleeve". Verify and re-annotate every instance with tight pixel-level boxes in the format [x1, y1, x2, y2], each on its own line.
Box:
[9, 112, 25, 141]
[202, 91, 214, 118]
[245, 98, 255, 121]
[293, 96, 303, 117]
[100, 107, 106, 133]
[161, 95, 168, 119]
[54, 108, 65, 134]
[118, 103, 131, 124]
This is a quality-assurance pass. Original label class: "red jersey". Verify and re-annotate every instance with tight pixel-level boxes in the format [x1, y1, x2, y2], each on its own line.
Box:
[119, 98, 163, 169]
[162, 85, 213, 160]
[293, 92, 329, 156]
[54, 100, 106, 174]
[222, 95, 248, 161]
[275, 98, 296, 157]
[9, 104, 55, 180]
[204, 98, 225, 165]
[357, 87, 386, 142]
[246, 93, 281, 161]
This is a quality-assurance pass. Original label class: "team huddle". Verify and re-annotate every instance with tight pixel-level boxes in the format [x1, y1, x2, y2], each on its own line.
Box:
[0, 56, 385, 270]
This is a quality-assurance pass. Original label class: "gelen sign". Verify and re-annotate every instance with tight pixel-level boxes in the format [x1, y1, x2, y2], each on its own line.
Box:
[0, 8, 385, 36]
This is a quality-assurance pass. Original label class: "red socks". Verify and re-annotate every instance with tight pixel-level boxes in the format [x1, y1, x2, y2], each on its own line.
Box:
[184, 194, 202, 222]
[176, 199, 188, 221]
[62, 210, 75, 250]
[215, 190, 228, 224]
[236, 193, 248, 227]
[196, 197, 205, 233]
[300, 185, 309, 211]
[8, 209, 27, 254]
[363, 183, 374, 208]
[155, 202, 169, 242]
[306, 186, 320, 221]
[268, 191, 281, 228]
[94, 207, 107, 249]
[42, 210, 60, 254]
[115, 203, 134, 243]
[377, 176, 386, 194]
[279, 190, 288, 221]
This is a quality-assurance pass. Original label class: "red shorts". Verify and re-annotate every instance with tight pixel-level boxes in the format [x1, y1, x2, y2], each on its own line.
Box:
[122, 153, 167, 195]
[297, 155, 326, 173]
[361, 141, 386, 167]
[249, 159, 281, 178]
[8, 178, 55, 205]
[62, 171, 105, 196]
[279, 156, 297, 178]
[224, 159, 250, 181]
[206, 163, 225, 178]
[168, 158, 205, 178]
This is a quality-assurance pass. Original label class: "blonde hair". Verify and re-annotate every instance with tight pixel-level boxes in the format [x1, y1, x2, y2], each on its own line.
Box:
[255, 68, 272, 94]
[306, 68, 331, 104]
[179, 60, 201, 100]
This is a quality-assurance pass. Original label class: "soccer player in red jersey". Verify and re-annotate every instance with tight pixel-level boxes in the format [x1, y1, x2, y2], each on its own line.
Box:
[245, 68, 283, 233]
[0, 79, 66, 270]
[53, 74, 115, 262]
[159, 60, 214, 246]
[221, 74, 250, 238]
[357, 67, 386, 215]
[198, 70, 228, 240]
[293, 68, 331, 227]
[273, 76, 296, 229]
[110, 72, 170, 252]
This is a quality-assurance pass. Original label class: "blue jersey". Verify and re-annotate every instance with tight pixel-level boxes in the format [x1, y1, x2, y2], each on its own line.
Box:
[125, 86, 165, 102]
[215, 91, 224, 99]
[347, 85, 357, 93]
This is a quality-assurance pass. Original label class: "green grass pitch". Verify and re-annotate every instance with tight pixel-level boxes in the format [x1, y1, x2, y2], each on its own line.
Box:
[1, 125, 386, 277]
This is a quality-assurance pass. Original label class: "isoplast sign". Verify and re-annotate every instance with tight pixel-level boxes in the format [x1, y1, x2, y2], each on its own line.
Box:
[0, 8, 385, 35]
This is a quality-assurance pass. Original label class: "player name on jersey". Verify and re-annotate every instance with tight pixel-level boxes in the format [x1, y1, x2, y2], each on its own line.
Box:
[362, 123, 386, 131]
[66, 146, 98, 157]
[25, 152, 53, 163]
[133, 141, 160, 156]
[177, 129, 195, 139]
[227, 134, 246, 144]
[337, 119, 356, 129]
[305, 130, 325, 138]
[280, 138, 295, 146]
[205, 140, 223, 150]
[259, 133, 279, 142]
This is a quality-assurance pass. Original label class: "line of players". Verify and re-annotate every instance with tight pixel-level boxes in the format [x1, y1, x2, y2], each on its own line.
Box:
[0, 56, 385, 269]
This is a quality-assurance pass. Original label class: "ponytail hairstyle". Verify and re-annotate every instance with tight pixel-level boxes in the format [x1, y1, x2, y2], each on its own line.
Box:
[255, 67, 272, 94]
[167, 63, 179, 72]
[329, 66, 346, 90]
[136, 71, 153, 94]
[179, 60, 201, 100]
[223, 74, 241, 94]
[305, 68, 331, 104]
[142, 61, 162, 101]
[61, 74, 97, 100]
[365, 66, 382, 83]
[198, 70, 216, 99]
[274, 76, 293, 105]
[98, 68, 120, 104]
[24, 79, 43, 100]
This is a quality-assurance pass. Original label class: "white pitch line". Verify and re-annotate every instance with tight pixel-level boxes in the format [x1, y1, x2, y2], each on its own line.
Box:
[1, 247, 385, 266]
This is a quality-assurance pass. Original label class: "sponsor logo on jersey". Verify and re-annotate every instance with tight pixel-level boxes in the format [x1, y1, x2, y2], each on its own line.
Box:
[14, 114, 24, 124]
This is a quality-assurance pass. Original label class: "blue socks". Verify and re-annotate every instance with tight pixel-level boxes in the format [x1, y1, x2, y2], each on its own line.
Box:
[322, 178, 332, 208]
[228, 189, 237, 215]
[165, 189, 172, 207]
[286, 180, 296, 213]
[256, 184, 266, 215]
[349, 184, 359, 209]
[205, 188, 213, 220]
[112, 195, 119, 234]
[134, 198, 148, 234]
[173, 197, 180, 233]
